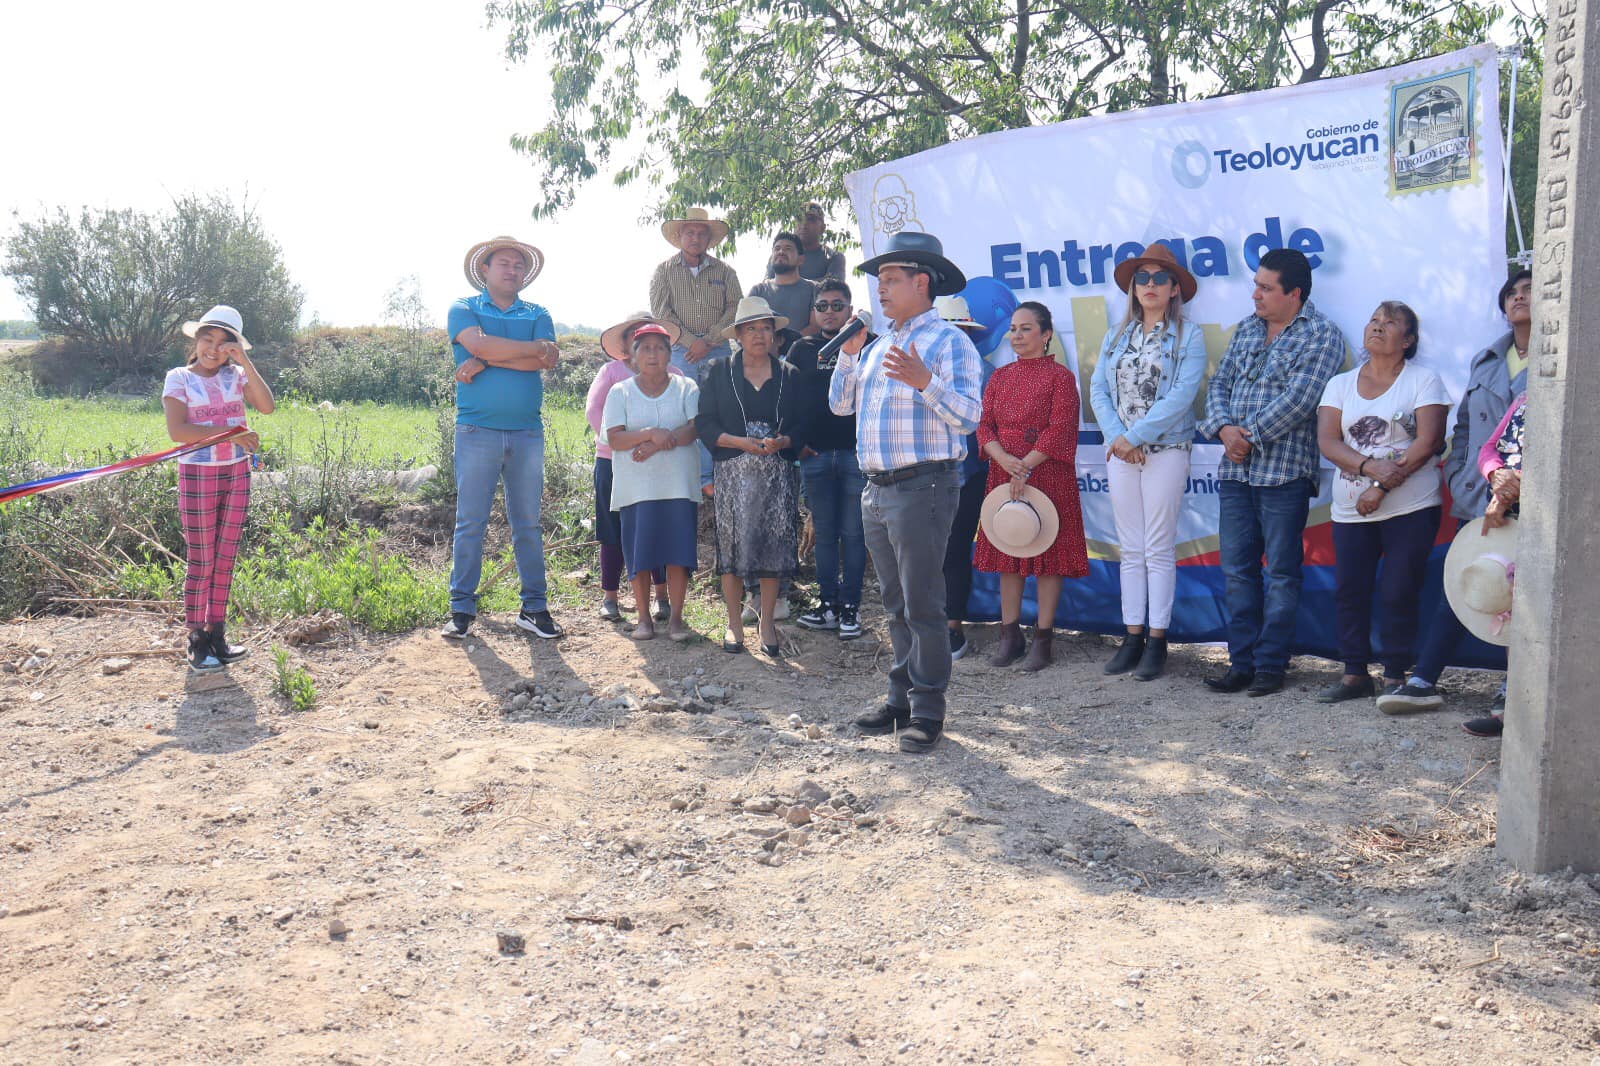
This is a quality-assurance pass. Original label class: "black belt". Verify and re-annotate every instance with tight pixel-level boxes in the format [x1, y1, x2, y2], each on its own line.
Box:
[863, 459, 958, 486]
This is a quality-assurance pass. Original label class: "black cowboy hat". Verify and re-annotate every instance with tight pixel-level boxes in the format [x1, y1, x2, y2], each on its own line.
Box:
[857, 231, 967, 297]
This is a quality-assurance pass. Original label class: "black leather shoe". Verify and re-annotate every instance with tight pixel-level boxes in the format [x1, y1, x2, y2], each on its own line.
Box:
[854, 703, 912, 735]
[1133, 637, 1167, 682]
[1247, 672, 1285, 697]
[1103, 633, 1146, 675]
[1203, 667, 1254, 693]
[898, 718, 944, 753]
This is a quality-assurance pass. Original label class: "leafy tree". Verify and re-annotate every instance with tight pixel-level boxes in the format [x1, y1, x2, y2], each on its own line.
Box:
[489, 0, 1541, 254]
[3, 193, 303, 373]
[0, 320, 40, 340]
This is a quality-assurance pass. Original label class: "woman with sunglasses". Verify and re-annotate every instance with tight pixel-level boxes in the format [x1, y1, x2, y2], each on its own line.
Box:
[1088, 244, 1207, 680]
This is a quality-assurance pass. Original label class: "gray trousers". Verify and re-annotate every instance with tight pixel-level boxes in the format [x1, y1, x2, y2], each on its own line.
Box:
[861, 463, 961, 721]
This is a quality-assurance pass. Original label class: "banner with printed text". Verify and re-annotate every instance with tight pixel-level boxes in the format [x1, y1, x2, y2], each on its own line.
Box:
[844, 45, 1507, 665]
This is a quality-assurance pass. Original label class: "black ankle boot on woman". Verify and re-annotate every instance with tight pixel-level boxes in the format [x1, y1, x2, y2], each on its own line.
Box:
[1103, 632, 1145, 674]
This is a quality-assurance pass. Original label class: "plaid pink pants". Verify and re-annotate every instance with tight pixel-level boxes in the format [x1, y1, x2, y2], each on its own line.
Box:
[178, 462, 251, 628]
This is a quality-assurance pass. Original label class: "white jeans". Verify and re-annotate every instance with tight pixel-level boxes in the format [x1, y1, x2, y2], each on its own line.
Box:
[1106, 448, 1190, 630]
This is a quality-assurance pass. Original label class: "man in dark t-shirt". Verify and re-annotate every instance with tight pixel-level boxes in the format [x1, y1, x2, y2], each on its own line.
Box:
[790, 276, 875, 639]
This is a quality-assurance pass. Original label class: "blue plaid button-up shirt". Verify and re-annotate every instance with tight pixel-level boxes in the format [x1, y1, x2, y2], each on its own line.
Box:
[1200, 300, 1346, 487]
[828, 307, 983, 473]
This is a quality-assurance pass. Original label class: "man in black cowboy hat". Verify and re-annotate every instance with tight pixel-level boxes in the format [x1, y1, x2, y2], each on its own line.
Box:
[828, 232, 983, 752]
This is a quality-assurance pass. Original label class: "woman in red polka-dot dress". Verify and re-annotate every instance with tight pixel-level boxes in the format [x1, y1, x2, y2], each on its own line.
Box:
[974, 301, 1087, 672]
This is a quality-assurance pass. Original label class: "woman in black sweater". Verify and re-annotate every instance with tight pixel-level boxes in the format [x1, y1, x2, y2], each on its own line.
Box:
[697, 296, 810, 656]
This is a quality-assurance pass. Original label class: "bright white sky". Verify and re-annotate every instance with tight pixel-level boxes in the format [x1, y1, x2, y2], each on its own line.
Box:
[1, 0, 816, 332]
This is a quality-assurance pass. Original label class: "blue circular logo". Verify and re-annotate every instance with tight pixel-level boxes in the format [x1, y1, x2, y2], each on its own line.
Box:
[1171, 140, 1210, 188]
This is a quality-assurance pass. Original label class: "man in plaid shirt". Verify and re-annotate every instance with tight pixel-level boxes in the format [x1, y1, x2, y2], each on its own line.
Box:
[830, 231, 982, 753]
[1199, 248, 1346, 696]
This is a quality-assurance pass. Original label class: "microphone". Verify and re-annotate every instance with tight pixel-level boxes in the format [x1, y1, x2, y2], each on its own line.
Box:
[817, 310, 873, 363]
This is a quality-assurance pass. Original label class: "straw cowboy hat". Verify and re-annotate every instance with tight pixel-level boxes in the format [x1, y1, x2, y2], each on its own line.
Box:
[600, 312, 682, 361]
[935, 295, 983, 332]
[181, 304, 252, 350]
[463, 236, 545, 291]
[722, 296, 789, 341]
[980, 483, 1060, 559]
[858, 231, 967, 297]
[661, 207, 730, 249]
[1443, 517, 1518, 647]
[1112, 242, 1198, 303]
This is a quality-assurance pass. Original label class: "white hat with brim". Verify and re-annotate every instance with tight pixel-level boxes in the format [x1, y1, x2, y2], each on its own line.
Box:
[935, 295, 982, 332]
[661, 207, 730, 249]
[1443, 516, 1518, 647]
[979, 484, 1060, 560]
[181, 304, 252, 350]
[722, 296, 789, 341]
[600, 312, 683, 361]
[463, 236, 545, 291]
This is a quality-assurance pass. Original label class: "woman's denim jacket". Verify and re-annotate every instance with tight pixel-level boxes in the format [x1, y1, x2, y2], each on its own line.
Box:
[1088, 319, 1207, 449]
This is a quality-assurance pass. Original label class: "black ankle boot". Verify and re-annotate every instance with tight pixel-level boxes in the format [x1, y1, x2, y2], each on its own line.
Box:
[209, 624, 250, 664]
[1104, 632, 1146, 674]
[1133, 636, 1168, 681]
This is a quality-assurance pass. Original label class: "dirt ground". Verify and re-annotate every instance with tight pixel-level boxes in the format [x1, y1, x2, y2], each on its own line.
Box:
[3, 600, 1598, 1065]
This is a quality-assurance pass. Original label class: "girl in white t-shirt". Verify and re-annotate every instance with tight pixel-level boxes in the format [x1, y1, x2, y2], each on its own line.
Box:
[1315, 301, 1448, 704]
[161, 305, 275, 672]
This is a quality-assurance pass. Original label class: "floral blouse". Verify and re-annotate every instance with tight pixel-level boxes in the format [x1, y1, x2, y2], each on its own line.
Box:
[1114, 323, 1188, 454]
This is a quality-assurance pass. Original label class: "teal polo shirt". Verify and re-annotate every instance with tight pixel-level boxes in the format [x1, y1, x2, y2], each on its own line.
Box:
[447, 291, 557, 431]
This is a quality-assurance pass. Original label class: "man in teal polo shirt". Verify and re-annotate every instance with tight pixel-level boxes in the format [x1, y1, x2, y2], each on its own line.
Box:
[442, 235, 564, 640]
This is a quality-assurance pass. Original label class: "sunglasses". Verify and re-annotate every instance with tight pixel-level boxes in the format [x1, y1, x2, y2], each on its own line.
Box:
[813, 299, 849, 312]
[1132, 269, 1175, 287]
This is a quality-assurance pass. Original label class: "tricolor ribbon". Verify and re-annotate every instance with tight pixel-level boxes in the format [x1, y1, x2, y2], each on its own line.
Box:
[0, 426, 249, 505]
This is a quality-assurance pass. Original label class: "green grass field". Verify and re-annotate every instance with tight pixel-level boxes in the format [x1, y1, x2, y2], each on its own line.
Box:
[31, 396, 590, 469]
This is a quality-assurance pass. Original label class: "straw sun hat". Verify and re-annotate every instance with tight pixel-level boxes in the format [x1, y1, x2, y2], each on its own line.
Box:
[463, 236, 545, 291]
[600, 312, 682, 361]
[661, 207, 730, 249]
[979, 483, 1060, 559]
[935, 295, 983, 331]
[1443, 517, 1518, 647]
[721, 296, 789, 341]
[181, 304, 252, 350]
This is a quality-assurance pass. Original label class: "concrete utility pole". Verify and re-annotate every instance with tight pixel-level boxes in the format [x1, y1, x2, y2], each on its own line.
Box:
[1499, 0, 1600, 873]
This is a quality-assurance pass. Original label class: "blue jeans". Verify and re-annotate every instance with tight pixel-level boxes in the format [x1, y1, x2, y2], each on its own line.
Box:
[1218, 478, 1312, 676]
[801, 448, 867, 606]
[450, 424, 548, 616]
[671, 341, 729, 489]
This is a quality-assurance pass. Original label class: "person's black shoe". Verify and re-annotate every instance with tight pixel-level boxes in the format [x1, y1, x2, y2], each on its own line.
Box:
[1316, 675, 1375, 703]
[1492, 684, 1506, 714]
[1203, 667, 1254, 693]
[653, 599, 671, 623]
[948, 627, 969, 660]
[1246, 672, 1284, 697]
[208, 624, 249, 665]
[838, 605, 862, 641]
[1463, 713, 1504, 738]
[1133, 636, 1167, 682]
[516, 610, 564, 639]
[854, 703, 911, 735]
[441, 612, 473, 639]
[898, 718, 943, 753]
[1104, 632, 1146, 675]
[187, 629, 223, 673]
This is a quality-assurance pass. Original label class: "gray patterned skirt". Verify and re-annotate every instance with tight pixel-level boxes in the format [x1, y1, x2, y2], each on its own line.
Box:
[713, 447, 800, 580]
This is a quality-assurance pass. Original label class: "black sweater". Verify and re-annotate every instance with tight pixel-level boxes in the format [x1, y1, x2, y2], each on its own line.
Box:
[787, 331, 875, 454]
[695, 353, 809, 462]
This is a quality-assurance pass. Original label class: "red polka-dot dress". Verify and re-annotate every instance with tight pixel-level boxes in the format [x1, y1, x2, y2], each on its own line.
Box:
[973, 356, 1089, 578]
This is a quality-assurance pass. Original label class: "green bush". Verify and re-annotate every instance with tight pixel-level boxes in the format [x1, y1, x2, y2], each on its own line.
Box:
[279, 326, 451, 407]
[224, 514, 450, 631]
